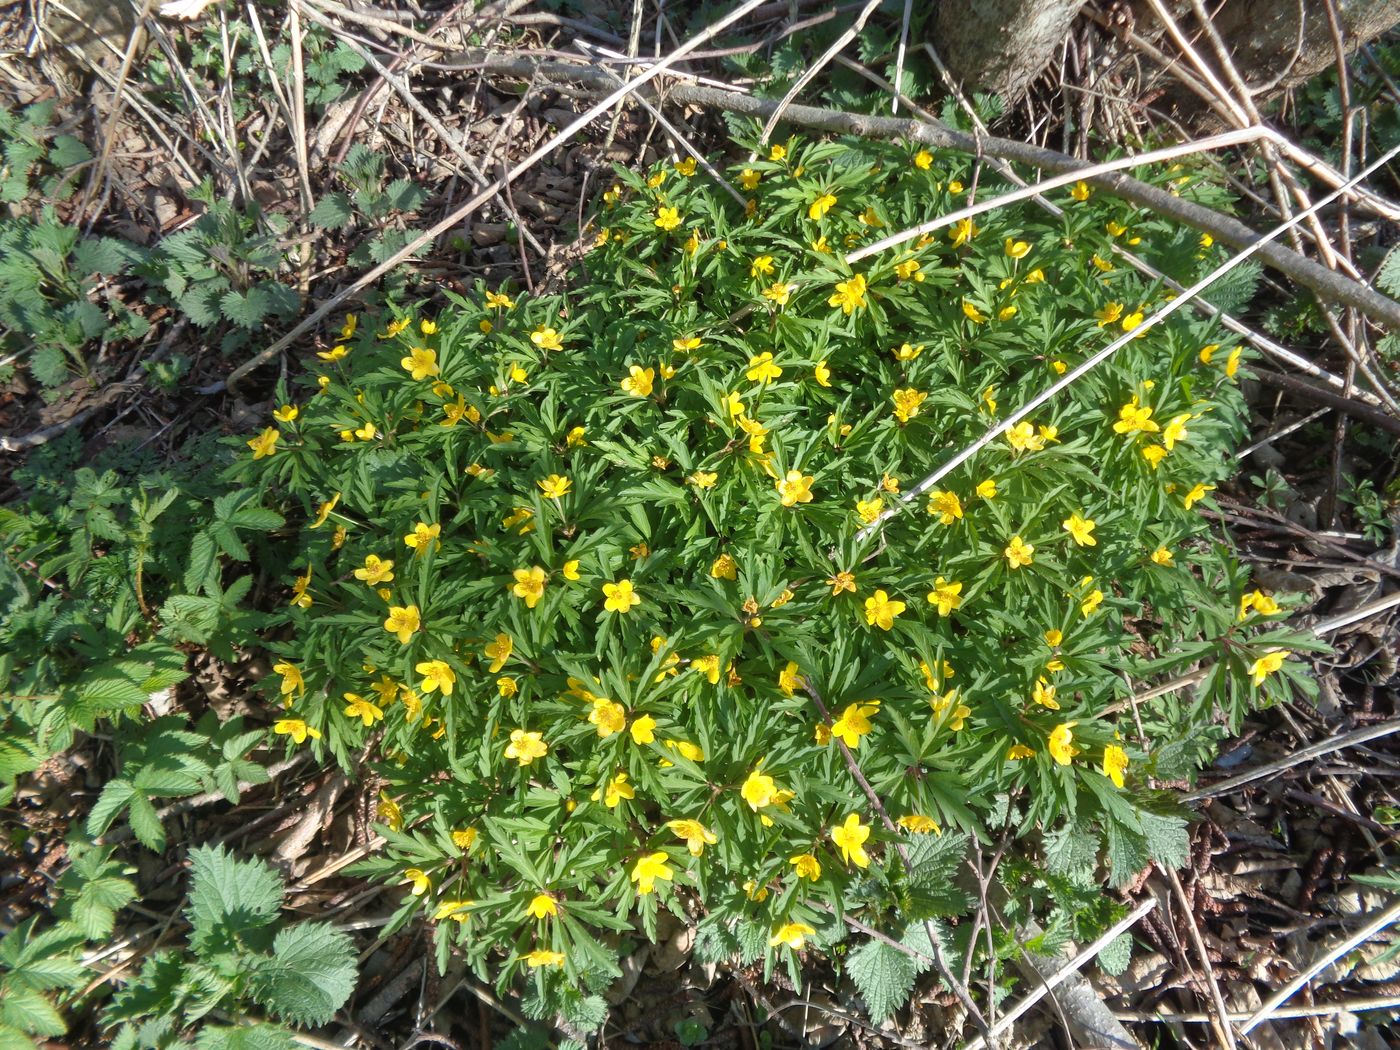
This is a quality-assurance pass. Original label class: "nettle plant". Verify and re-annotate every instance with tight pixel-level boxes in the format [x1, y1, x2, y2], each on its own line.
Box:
[237, 135, 1319, 1018]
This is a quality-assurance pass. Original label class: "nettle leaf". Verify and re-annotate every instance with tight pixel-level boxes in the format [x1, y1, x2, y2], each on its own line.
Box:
[1043, 821, 1099, 884]
[194, 1022, 297, 1050]
[187, 845, 284, 950]
[846, 936, 917, 1023]
[1097, 930, 1133, 976]
[250, 922, 357, 1027]
[902, 832, 974, 917]
[1103, 819, 1150, 888]
[309, 192, 353, 229]
[220, 287, 273, 329]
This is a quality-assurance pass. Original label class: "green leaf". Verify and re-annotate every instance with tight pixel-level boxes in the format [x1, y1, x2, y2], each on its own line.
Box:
[309, 192, 353, 229]
[902, 832, 974, 917]
[0, 982, 66, 1037]
[125, 794, 165, 851]
[250, 922, 357, 1027]
[187, 845, 284, 950]
[194, 1023, 297, 1050]
[86, 778, 136, 836]
[220, 288, 273, 329]
[846, 936, 917, 1023]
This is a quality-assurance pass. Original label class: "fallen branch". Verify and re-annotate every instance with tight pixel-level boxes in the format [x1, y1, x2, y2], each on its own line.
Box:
[446, 51, 1400, 332]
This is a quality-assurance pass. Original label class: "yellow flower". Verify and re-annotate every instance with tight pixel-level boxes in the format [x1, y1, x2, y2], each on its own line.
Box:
[416, 660, 456, 696]
[537, 474, 572, 500]
[1112, 397, 1159, 435]
[831, 701, 879, 748]
[1161, 413, 1191, 451]
[403, 869, 431, 896]
[1081, 589, 1104, 616]
[768, 143, 787, 161]
[749, 255, 775, 279]
[485, 290, 515, 310]
[309, 493, 340, 529]
[1063, 512, 1097, 547]
[316, 344, 349, 361]
[662, 819, 717, 858]
[808, 192, 836, 220]
[404, 521, 441, 555]
[741, 769, 778, 810]
[526, 894, 558, 919]
[949, 217, 978, 247]
[1095, 302, 1124, 327]
[630, 856, 677, 896]
[775, 470, 815, 508]
[1151, 546, 1174, 566]
[630, 714, 657, 744]
[930, 690, 971, 731]
[843, 497, 881, 529]
[1045, 628, 1063, 647]
[926, 489, 963, 525]
[588, 697, 627, 738]
[790, 854, 821, 881]
[378, 792, 403, 830]
[1048, 723, 1079, 766]
[597, 578, 640, 614]
[1091, 254, 1114, 273]
[1102, 745, 1129, 788]
[451, 827, 478, 850]
[654, 206, 681, 230]
[777, 661, 802, 698]
[761, 281, 793, 306]
[352, 420, 377, 442]
[593, 771, 634, 809]
[830, 813, 871, 868]
[561, 559, 581, 581]
[523, 949, 565, 968]
[620, 365, 655, 397]
[885, 385, 930, 429]
[740, 168, 761, 190]
[274, 718, 321, 744]
[914, 149, 933, 169]
[827, 570, 856, 596]
[1225, 347, 1243, 378]
[828, 273, 867, 314]
[512, 566, 547, 608]
[272, 404, 298, 424]
[1005, 237, 1031, 259]
[662, 739, 704, 765]
[814, 360, 832, 387]
[1240, 589, 1281, 618]
[711, 553, 738, 581]
[863, 589, 905, 630]
[343, 693, 384, 726]
[810, 234, 829, 252]
[1182, 483, 1215, 509]
[289, 568, 313, 609]
[998, 305, 1018, 321]
[1070, 180, 1091, 201]
[353, 554, 395, 586]
[1026, 268, 1046, 284]
[771, 588, 795, 608]
[1004, 536, 1035, 569]
[1248, 649, 1288, 686]
[272, 660, 304, 698]
[1006, 744, 1035, 760]
[432, 899, 474, 924]
[746, 352, 782, 383]
[247, 427, 279, 459]
[1141, 444, 1168, 469]
[976, 479, 997, 500]
[691, 654, 721, 685]
[530, 325, 563, 351]
[497, 677, 517, 697]
[505, 729, 548, 766]
[769, 921, 815, 949]
[383, 604, 421, 644]
[674, 157, 697, 177]
[1031, 677, 1059, 710]
[894, 257, 924, 282]
[484, 633, 513, 672]
[898, 814, 941, 834]
[1199, 343, 1219, 365]
[400, 346, 439, 381]
[1006, 421, 1046, 453]
[961, 300, 986, 324]
[927, 577, 963, 616]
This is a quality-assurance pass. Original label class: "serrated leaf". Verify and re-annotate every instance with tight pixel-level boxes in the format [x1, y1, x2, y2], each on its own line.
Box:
[309, 192, 353, 229]
[385, 179, 427, 213]
[1103, 819, 1150, 888]
[1098, 930, 1133, 976]
[86, 779, 135, 836]
[187, 845, 284, 949]
[184, 529, 219, 594]
[846, 936, 916, 1022]
[47, 134, 91, 168]
[0, 982, 66, 1037]
[194, 1023, 297, 1050]
[220, 287, 272, 329]
[125, 794, 165, 851]
[250, 922, 357, 1026]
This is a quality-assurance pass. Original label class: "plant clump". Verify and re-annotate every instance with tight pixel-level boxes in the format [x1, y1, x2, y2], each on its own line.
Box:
[237, 134, 1317, 1014]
